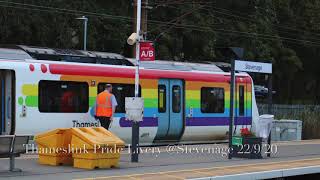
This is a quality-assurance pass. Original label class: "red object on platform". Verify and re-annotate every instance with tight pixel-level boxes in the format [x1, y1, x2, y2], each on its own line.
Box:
[240, 127, 253, 137]
[140, 41, 155, 61]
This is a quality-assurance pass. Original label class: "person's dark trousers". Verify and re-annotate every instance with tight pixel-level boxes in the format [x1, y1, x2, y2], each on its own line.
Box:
[96, 116, 111, 130]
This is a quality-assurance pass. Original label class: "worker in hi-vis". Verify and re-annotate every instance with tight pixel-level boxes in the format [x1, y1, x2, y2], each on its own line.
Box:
[94, 84, 118, 130]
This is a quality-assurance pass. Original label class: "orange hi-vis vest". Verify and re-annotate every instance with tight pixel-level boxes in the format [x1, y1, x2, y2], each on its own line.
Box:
[95, 91, 113, 117]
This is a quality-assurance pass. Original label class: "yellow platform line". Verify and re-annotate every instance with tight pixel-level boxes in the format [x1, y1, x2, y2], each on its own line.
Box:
[109, 140, 320, 156]
[15, 140, 320, 160]
[193, 170, 215, 176]
[164, 173, 185, 180]
[73, 157, 320, 180]
[274, 139, 320, 146]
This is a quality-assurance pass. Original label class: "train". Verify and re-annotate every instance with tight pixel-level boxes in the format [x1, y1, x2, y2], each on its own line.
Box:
[0, 45, 259, 144]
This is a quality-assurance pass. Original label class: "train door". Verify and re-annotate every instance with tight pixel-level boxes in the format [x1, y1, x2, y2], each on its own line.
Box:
[0, 70, 15, 135]
[154, 79, 184, 142]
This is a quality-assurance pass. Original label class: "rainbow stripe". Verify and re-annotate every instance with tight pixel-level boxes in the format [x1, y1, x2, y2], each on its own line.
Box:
[185, 81, 252, 113]
[20, 63, 253, 127]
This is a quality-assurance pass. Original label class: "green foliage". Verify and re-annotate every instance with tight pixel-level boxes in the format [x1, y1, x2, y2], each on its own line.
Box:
[276, 109, 320, 140]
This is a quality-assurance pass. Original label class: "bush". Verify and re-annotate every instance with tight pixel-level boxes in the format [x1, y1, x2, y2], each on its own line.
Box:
[276, 108, 320, 140]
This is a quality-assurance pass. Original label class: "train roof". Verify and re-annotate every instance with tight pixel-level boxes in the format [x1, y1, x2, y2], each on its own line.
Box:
[0, 45, 134, 66]
[0, 45, 230, 73]
[128, 58, 227, 73]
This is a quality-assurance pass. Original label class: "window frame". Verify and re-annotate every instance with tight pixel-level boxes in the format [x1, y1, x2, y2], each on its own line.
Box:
[200, 87, 225, 114]
[38, 80, 89, 113]
[158, 85, 167, 113]
[239, 85, 245, 116]
[172, 85, 181, 113]
[97, 83, 141, 113]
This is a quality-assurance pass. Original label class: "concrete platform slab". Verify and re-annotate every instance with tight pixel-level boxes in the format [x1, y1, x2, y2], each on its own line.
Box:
[0, 140, 319, 180]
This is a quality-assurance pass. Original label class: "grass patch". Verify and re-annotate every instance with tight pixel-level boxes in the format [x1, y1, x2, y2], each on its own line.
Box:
[276, 108, 320, 140]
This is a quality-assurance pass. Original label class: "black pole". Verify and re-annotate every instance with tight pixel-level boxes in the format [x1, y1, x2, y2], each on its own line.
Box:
[267, 75, 273, 114]
[267, 74, 272, 157]
[228, 59, 235, 159]
[131, 121, 140, 162]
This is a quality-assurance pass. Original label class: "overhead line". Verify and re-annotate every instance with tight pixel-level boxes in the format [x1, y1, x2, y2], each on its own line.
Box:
[153, 1, 320, 37]
[0, 1, 132, 21]
[195, 11, 320, 42]
[148, 23, 320, 46]
[2, 0, 319, 39]
[2, 1, 320, 46]
[200, 6, 320, 38]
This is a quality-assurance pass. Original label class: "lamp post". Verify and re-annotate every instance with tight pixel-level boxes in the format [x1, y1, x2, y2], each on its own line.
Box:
[126, 0, 142, 163]
[76, 16, 88, 51]
[132, 0, 142, 163]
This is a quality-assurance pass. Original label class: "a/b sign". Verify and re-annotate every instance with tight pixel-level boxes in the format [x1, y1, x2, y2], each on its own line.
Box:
[235, 60, 272, 74]
[140, 41, 155, 61]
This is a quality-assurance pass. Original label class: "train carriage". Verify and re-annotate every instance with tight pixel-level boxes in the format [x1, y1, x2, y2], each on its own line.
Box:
[0, 45, 259, 144]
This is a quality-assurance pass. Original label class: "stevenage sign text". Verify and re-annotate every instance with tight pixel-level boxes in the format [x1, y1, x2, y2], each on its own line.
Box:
[235, 60, 272, 74]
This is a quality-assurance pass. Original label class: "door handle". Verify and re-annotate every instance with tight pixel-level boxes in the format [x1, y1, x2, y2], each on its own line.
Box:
[7, 97, 11, 119]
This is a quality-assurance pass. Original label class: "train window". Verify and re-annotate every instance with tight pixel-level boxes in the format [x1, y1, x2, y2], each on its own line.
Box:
[201, 87, 224, 113]
[172, 85, 181, 113]
[239, 86, 245, 116]
[39, 80, 89, 113]
[158, 85, 166, 113]
[98, 83, 141, 113]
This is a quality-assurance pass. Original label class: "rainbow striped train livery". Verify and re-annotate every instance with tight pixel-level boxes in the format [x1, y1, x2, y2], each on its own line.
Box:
[0, 46, 259, 144]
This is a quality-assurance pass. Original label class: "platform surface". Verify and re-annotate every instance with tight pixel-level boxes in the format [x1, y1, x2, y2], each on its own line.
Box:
[0, 140, 320, 180]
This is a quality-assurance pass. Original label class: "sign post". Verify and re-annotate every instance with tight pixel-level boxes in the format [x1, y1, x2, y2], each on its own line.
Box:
[229, 60, 273, 159]
[128, 0, 155, 163]
[267, 74, 272, 157]
[132, 0, 142, 163]
[228, 59, 236, 159]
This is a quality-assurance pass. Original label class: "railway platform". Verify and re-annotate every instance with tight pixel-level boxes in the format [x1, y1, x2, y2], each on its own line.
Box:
[0, 140, 320, 180]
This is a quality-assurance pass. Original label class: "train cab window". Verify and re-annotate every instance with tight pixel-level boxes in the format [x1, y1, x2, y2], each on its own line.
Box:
[172, 85, 181, 113]
[158, 85, 166, 113]
[39, 80, 89, 113]
[239, 86, 245, 116]
[98, 83, 141, 113]
[201, 87, 224, 113]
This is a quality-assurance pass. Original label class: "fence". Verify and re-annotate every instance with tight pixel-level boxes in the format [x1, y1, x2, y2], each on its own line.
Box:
[257, 104, 320, 118]
[257, 104, 320, 139]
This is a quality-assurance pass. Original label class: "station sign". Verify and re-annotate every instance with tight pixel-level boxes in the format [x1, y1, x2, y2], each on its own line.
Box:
[235, 60, 272, 74]
[140, 41, 155, 61]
